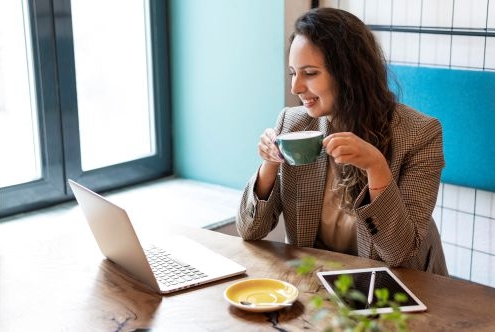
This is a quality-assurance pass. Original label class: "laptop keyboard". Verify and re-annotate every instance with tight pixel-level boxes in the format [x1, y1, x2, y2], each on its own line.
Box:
[145, 246, 208, 287]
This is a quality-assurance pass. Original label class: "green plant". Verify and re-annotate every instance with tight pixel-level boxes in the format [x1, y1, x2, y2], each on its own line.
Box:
[288, 257, 410, 332]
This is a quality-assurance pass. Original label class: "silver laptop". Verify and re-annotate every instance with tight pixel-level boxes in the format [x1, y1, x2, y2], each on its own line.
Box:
[69, 179, 246, 294]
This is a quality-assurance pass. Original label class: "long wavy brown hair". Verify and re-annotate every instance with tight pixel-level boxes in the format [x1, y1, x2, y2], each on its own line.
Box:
[290, 7, 397, 210]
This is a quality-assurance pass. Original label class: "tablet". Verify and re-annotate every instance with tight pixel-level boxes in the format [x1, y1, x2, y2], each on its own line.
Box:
[317, 267, 427, 316]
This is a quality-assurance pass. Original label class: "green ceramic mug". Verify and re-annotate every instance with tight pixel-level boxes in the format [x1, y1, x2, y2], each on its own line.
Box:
[276, 131, 323, 166]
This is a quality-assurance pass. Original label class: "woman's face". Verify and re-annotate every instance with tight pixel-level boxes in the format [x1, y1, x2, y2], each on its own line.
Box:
[289, 34, 338, 118]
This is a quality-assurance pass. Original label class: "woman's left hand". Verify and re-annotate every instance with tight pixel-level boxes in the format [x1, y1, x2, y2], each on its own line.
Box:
[323, 132, 393, 196]
[322, 132, 381, 172]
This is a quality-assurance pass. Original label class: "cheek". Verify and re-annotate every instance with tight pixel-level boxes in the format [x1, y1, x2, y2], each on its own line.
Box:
[320, 90, 336, 111]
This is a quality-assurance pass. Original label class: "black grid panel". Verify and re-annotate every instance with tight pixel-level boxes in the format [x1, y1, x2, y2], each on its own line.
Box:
[322, 0, 495, 70]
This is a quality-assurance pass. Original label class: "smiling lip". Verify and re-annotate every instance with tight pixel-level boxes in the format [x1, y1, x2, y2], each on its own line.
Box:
[301, 97, 318, 108]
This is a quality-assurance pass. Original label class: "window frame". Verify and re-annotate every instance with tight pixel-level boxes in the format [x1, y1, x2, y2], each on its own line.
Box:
[0, 0, 172, 219]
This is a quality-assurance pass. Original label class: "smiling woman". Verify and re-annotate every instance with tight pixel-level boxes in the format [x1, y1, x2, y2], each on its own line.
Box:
[237, 7, 448, 277]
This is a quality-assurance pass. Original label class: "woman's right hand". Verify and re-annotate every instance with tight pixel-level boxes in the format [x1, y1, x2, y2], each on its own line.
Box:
[258, 128, 285, 164]
[255, 128, 283, 200]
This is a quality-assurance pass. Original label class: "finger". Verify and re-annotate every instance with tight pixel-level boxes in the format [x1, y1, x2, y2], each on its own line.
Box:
[264, 128, 278, 140]
[325, 132, 355, 145]
[259, 133, 278, 153]
[258, 141, 284, 163]
[329, 132, 353, 138]
[325, 136, 346, 154]
[322, 135, 331, 147]
[258, 141, 273, 157]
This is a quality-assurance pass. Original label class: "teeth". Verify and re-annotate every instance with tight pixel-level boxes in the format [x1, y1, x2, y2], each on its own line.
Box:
[302, 97, 318, 104]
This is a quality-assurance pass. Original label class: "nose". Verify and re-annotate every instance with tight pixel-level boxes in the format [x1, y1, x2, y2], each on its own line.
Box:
[290, 74, 305, 95]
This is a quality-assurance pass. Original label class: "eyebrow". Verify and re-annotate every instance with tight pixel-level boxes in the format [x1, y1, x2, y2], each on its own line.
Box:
[289, 65, 320, 71]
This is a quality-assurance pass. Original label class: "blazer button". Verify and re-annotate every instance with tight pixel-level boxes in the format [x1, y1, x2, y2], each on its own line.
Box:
[365, 218, 375, 228]
[365, 217, 378, 234]
[249, 205, 255, 218]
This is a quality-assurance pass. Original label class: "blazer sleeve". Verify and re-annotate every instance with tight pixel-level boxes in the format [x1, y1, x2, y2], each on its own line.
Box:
[235, 109, 289, 240]
[235, 170, 282, 240]
[353, 116, 445, 267]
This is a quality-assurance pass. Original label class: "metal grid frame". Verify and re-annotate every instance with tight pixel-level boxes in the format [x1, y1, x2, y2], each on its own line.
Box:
[321, 0, 495, 70]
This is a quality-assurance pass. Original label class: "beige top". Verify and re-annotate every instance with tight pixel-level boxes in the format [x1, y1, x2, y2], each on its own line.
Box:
[315, 161, 357, 255]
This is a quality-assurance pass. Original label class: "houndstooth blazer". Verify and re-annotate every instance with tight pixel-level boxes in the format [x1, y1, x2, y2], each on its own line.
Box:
[236, 104, 448, 276]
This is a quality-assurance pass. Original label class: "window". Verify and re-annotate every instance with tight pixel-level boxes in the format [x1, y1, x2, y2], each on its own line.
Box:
[0, 0, 172, 218]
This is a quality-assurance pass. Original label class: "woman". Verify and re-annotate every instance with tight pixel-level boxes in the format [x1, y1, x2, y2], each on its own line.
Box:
[236, 7, 448, 276]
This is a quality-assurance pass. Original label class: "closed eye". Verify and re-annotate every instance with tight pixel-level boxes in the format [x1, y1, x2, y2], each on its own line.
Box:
[288, 71, 318, 78]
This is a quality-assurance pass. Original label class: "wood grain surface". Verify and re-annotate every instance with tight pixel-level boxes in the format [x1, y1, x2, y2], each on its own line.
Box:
[1, 209, 494, 331]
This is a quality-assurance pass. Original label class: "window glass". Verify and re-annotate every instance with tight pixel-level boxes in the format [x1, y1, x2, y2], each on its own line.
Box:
[0, 1, 41, 187]
[71, 0, 155, 171]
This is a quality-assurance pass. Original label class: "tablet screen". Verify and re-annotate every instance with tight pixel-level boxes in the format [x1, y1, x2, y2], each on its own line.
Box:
[317, 267, 427, 315]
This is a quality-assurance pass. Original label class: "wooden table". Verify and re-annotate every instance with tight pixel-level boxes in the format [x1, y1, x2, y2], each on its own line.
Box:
[1, 207, 495, 331]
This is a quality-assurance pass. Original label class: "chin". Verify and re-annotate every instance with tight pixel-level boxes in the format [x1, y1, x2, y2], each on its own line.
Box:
[305, 106, 327, 119]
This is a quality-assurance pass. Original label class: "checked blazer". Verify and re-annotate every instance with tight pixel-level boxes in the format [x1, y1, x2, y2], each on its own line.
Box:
[236, 104, 448, 276]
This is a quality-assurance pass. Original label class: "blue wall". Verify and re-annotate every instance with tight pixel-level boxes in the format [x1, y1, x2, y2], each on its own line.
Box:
[170, 0, 285, 190]
[169, 2, 495, 192]
[391, 65, 495, 192]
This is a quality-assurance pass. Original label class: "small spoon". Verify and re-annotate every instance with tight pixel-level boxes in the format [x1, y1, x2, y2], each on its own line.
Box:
[240, 300, 292, 307]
